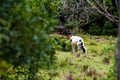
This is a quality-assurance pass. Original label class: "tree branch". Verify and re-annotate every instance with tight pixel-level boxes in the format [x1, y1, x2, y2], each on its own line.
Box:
[86, 0, 119, 23]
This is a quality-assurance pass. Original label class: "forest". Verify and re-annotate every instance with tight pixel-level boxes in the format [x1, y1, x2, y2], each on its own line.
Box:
[0, 0, 120, 80]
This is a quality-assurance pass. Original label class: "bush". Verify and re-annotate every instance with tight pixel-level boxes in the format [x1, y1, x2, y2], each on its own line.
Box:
[88, 23, 101, 35]
[102, 21, 117, 36]
[82, 21, 117, 36]
[51, 35, 71, 51]
[0, 0, 58, 79]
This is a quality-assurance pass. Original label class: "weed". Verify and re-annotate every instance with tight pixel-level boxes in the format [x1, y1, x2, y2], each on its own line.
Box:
[103, 57, 110, 64]
[82, 65, 89, 72]
[89, 40, 97, 46]
[85, 68, 97, 76]
[65, 73, 75, 80]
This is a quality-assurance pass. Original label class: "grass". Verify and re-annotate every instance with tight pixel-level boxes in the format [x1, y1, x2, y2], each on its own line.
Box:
[39, 35, 117, 80]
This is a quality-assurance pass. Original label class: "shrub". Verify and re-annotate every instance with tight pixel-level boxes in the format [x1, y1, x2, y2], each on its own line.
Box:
[51, 35, 71, 51]
[82, 21, 117, 36]
[88, 23, 101, 35]
[102, 21, 117, 36]
[0, 0, 58, 79]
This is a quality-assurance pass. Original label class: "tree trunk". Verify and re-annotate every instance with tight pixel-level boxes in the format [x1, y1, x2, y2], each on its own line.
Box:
[116, 20, 120, 80]
[116, 0, 120, 79]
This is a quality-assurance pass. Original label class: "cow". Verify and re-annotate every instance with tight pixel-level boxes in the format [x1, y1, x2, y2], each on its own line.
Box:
[70, 36, 87, 53]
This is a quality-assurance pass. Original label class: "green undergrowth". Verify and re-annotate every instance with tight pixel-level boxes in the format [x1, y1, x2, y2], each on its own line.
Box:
[38, 35, 117, 80]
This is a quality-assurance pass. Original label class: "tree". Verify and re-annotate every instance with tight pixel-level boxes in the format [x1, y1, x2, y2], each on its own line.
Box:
[86, 0, 118, 23]
[57, 0, 118, 34]
[115, 0, 120, 79]
[57, 0, 95, 30]
[0, 0, 57, 79]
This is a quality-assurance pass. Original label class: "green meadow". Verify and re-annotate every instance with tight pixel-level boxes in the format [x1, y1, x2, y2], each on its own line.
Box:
[38, 35, 117, 80]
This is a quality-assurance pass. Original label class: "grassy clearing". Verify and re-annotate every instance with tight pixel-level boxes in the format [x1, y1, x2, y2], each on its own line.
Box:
[39, 35, 117, 80]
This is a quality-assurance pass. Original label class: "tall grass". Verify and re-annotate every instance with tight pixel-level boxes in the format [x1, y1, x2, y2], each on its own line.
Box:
[35, 35, 117, 80]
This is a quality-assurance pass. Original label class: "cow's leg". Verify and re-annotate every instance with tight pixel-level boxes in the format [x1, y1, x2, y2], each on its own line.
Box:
[80, 42, 87, 53]
[77, 43, 81, 54]
[72, 44, 75, 53]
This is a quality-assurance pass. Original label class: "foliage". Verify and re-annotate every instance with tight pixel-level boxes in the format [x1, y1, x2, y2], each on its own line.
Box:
[0, 0, 58, 79]
[57, 0, 93, 31]
[105, 57, 116, 80]
[50, 35, 71, 51]
[88, 23, 101, 35]
[57, 0, 118, 36]
[86, 21, 117, 36]
[29, 35, 116, 80]
[0, 0, 117, 79]
[102, 21, 117, 36]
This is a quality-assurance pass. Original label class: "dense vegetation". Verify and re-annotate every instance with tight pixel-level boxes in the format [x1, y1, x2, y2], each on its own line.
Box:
[0, 0, 57, 79]
[36, 35, 117, 80]
[57, 0, 118, 36]
[0, 0, 118, 80]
